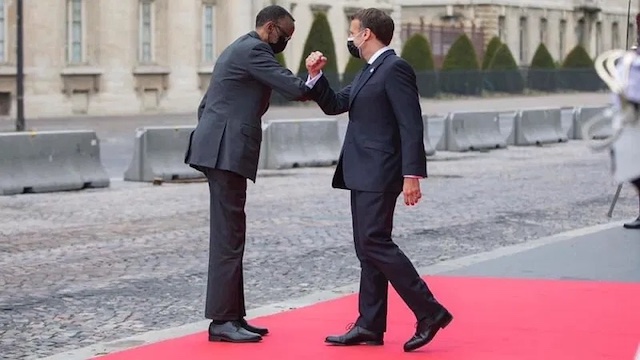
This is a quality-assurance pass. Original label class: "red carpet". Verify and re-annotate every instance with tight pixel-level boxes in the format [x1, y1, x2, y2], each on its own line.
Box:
[96, 276, 640, 360]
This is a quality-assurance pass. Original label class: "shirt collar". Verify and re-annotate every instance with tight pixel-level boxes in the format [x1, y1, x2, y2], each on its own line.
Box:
[368, 46, 391, 64]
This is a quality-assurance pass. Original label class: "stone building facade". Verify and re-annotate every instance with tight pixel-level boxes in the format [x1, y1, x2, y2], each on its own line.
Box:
[399, 0, 639, 66]
[0, 0, 397, 119]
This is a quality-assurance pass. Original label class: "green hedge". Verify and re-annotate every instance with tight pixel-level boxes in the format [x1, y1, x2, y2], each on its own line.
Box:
[296, 12, 340, 89]
[559, 45, 600, 91]
[485, 44, 524, 93]
[482, 36, 502, 70]
[527, 43, 557, 92]
[401, 33, 437, 97]
[440, 34, 482, 95]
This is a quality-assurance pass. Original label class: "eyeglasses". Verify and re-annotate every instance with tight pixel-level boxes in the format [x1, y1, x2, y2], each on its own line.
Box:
[275, 24, 292, 42]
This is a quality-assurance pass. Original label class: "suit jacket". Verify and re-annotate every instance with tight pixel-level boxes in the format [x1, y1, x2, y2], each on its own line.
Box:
[312, 49, 427, 193]
[185, 31, 312, 182]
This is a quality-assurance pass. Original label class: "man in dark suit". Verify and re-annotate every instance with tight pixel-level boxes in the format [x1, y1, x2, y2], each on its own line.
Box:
[184, 5, 324, 343]
[306, 8, 453, 352]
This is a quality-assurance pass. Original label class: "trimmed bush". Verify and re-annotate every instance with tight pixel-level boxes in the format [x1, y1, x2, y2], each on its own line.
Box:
[559, 45, 603, 91]
[296, 12, 339, 89]
[485, 44, 524, 93]
[481, 36, 502, 70]
[440, 34, 482, 95]
[400, 33, 437, 97]
[341, 56, 366, 87]
[527, 43, 557, 92]
[562, 45, 593, 68]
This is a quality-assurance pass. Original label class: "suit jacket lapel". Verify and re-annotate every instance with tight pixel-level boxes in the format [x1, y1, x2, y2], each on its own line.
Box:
[349, 49, 395, 106]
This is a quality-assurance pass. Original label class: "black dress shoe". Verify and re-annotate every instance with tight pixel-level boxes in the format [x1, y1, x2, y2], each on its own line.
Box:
[623, 217, 640, 229]
[325, 325, 384, 346]
[208, 321, 262, 343]
[240, 318, 269, 336]
[403, 309, 453, 352]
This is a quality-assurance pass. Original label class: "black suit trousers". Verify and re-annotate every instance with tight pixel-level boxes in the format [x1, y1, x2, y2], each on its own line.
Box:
[203, 167, 247, 320]
[351, 190, 442, 332]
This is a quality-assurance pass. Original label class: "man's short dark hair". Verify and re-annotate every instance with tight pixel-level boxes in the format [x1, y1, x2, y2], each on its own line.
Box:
[255, 5, 295, 27]
[352, 8, 394, 46]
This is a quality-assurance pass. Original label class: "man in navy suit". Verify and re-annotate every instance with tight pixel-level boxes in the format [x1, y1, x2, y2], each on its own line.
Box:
[304, 7, 452, 353]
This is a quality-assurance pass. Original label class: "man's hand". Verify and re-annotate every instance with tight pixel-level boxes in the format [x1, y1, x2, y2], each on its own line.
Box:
[306, 51, 327, 78]
[403, 178, 422, 206]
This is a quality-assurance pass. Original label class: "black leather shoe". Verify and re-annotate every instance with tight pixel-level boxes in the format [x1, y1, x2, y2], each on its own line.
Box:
[623, 217, 640, 229]
[403, 309, 453, 352]
[240, 318, 269, 336]
[325, 325, 384, 346]
[208, 321, 262, 343]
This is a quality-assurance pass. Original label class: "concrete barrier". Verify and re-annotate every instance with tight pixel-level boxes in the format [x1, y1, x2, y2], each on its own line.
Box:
[435, 111, 506, 152]
[569, 106, 613, 140]
[0, 130, 109, 195]
[124, 126, 203, 182]
[262, 119, 341, 169]
[509, 108, 568, 146]
[422, 115, 437, 156]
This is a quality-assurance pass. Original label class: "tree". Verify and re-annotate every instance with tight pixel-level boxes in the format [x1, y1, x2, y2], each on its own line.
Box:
[561, 45, 593, 68]
[440, 33, 481, 95]
[400, 33, 437, 97]
[296, 12, 339, 88]
[481, 36, 502, 70]
[527, 43, 557, 92]
[485, 44, 524, 93]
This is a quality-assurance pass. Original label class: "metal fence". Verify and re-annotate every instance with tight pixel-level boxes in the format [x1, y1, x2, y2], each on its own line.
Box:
[406, 69, 606, 97]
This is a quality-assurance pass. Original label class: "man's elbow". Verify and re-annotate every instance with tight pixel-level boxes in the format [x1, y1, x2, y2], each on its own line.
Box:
[323, 107, 343, 116]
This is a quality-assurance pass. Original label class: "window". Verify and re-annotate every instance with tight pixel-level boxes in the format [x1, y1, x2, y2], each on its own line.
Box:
[67, 0, 84, 64]
[202, 4, 216, 63]
[519, 17, 528, 63]
[0, 0, 6, 63]
[577, 18, 586, 47]
[539, 18, 548, 45]
[139, 0, 154, 63]
[559, 19, 566, 59]
[612, 22, 620, 49]
[498, 16, 506, 42]
[596, 21, 602, 53]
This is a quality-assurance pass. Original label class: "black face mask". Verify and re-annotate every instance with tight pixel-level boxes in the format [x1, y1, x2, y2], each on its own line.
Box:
[270, 35, 288, 54]
[347, 40, 361, 59]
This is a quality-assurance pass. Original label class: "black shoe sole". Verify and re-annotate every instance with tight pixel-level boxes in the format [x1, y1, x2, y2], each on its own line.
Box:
[208, 335, 262, 343]
[325, 340, 384, 346]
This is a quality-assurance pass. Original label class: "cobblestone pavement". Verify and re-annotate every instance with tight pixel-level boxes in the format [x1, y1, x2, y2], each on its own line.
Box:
[1, 141, 638, 359]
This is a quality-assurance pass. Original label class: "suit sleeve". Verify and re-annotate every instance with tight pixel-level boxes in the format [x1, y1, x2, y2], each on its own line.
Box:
[309, 75, 351, 115]
[247, 43, 310, 101]
[385, 60, 427, 178]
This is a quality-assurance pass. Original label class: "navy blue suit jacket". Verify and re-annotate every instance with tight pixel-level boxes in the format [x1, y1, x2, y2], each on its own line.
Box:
[312, 49, 427, 193]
